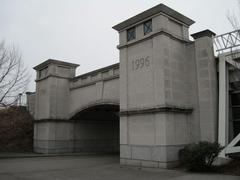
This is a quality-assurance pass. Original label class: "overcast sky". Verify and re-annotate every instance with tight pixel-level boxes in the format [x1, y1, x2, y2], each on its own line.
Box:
[0, 0, 239, 91]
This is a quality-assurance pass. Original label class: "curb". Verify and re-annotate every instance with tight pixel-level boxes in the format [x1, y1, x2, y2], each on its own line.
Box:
[0, 153, 95, 159]
[0, 153, 117, 159]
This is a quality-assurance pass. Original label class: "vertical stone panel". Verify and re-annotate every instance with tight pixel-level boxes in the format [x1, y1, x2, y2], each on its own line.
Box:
[120, 48, 128, 110]
[192, 31, 218, 142]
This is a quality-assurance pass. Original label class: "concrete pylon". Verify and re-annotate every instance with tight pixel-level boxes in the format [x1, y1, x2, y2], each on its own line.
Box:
[33, 59, 79, 153]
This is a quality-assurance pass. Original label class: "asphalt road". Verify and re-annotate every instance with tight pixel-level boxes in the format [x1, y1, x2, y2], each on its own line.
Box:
[0, 155, 239, 180]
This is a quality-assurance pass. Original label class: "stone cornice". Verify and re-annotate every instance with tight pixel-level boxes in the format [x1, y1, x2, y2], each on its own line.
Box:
[113, 4, 194, 31]
[191, 29, 216, 39]
[33, 59, 79, 70]
[120, 105, 193, 116]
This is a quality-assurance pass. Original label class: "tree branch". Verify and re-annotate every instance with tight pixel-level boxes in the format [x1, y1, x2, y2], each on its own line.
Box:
[0, 41, 30, 106]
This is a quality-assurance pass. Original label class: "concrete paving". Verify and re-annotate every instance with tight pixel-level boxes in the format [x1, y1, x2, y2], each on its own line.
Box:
[0, 152, 97, 159]
[0, 155, 238, 180]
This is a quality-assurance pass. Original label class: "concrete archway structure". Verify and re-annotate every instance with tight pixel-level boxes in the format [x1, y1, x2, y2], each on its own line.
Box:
[29, 4, 220, 168]
[33, 61, 120, 154]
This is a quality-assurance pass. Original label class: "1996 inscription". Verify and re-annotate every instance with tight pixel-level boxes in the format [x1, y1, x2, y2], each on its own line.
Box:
[131, 56, 150, 71]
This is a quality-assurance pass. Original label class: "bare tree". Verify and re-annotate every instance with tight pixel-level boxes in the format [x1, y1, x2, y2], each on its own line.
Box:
[227, 0, 240, 30]
[0, 41, 30, 107]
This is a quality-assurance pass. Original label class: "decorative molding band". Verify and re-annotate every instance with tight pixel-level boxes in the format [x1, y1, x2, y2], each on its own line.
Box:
[70, 75, 119, 90]
[35, 74, 71, 82]
[34, 119, 118, 124]
[34, 106, 192, 122]
[117, 28, 191, 49]
[120, 106, 193, 116]
[120, 144, 186, 148]
[72, 63, 119, 80]
[34, 119, 75, 123]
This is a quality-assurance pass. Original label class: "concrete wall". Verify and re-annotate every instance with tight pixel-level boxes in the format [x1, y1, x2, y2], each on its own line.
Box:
[120, 113, 190, 168]
[34, 120, 119, 154]
[34, 122, 74, 153]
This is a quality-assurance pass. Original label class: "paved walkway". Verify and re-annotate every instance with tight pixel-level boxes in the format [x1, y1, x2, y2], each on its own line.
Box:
[0, 152, 97, 159]
[0, 155, 238, 180]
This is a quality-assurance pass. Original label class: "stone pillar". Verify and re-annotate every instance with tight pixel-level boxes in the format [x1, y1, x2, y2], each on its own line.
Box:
[191, 30, 218, 142]
[218, 55, 229, 147]
[33, 59, 79, 153]
[113, 4, 195, 168]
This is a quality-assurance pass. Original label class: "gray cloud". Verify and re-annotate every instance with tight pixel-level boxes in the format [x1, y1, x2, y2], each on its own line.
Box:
[0, 0, 238, 91]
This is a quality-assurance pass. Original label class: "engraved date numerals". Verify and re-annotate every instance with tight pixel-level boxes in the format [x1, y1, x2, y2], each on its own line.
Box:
[131, 56, 150, 71]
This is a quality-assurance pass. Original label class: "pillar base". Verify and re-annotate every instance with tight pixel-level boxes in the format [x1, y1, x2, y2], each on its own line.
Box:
[120, 144, 184, 169]
[120, 158, 179, 169]
[34, 140, 74, 154]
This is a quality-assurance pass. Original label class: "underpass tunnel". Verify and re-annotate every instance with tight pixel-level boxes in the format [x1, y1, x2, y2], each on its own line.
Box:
[70, 104, 119, 154]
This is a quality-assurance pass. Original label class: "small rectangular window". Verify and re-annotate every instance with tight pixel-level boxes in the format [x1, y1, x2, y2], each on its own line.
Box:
[39, 66, 48, 78]
[143, 20, 152, 35]
[127, 27, 136, 42]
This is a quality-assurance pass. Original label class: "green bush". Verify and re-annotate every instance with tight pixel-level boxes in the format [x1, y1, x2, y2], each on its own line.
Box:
[179, 141, 223, 171]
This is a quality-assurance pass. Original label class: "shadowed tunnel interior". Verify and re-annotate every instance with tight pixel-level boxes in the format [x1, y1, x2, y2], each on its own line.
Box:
[71, 104, 120, 153]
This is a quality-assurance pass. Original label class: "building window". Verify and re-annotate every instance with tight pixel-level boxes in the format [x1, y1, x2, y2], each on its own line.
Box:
[39, 66, 48, 78]
[143, 20, 152, 35]
[127, 27, 136, 42]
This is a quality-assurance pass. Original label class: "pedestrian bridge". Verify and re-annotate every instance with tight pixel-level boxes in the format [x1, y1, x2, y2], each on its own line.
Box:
[27, 3, 240, 168]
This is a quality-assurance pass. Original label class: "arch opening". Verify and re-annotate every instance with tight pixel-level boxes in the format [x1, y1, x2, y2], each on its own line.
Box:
[71, 104, 120, 154]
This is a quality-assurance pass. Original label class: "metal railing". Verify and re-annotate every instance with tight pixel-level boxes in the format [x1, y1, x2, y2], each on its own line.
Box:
[213, 29, 240, 54]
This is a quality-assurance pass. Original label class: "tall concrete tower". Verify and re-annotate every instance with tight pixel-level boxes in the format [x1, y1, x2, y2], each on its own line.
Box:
[113, 4, 217, 168]
[33, 59, 79, 153]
